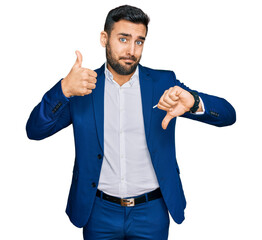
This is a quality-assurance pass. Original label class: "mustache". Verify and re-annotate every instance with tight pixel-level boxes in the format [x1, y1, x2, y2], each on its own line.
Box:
[119, 56, 137, 61]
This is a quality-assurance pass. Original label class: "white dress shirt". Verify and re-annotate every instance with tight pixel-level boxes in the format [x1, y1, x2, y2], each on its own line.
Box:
[97, 65, 160, 198]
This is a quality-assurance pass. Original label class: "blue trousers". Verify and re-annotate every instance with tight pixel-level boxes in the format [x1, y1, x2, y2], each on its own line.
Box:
[83, 192, 170, 240]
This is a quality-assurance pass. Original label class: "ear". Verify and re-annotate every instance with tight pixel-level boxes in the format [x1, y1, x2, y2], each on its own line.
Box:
[100, 31, 108, 47]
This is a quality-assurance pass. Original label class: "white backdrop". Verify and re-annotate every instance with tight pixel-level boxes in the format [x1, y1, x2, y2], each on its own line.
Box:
[1, 0, 261, 239]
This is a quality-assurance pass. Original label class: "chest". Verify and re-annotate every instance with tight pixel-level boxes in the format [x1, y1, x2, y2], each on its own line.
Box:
[104, 80, 145, 134]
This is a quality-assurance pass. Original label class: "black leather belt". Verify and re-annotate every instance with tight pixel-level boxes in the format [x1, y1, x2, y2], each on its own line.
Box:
[96, 188, 162, 207]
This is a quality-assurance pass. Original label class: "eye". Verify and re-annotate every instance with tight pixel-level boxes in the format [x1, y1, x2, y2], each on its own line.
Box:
[136, 40, 144, 46]
[119, 38, 127, 43]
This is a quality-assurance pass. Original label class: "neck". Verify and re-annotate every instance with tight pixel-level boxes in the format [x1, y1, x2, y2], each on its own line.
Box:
[107, 63, 135, 86]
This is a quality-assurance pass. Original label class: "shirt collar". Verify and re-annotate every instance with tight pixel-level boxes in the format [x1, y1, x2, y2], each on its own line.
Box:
[104, 62, 139, 87]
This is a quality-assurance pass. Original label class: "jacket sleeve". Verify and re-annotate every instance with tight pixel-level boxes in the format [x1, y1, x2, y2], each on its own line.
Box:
[171, 72, 236, 127]
[26, 79, 72, 140]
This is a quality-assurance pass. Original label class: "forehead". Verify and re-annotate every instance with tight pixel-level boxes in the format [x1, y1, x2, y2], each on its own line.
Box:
[111, 20, 147, 38]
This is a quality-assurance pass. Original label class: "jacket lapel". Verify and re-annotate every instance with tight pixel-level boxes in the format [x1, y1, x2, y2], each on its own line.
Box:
[139, 65, 154, 141]
[92, 64, 105, 152]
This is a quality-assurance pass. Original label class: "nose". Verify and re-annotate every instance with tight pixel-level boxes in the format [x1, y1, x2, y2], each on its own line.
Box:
[127, 42, 135, 56]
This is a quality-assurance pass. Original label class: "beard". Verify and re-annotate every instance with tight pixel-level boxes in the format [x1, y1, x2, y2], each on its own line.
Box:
[106, 43, 141, 75]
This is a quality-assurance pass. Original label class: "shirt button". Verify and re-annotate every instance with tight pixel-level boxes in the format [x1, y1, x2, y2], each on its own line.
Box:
[97, 154, 102, 159]
[91, 182, 96, 188]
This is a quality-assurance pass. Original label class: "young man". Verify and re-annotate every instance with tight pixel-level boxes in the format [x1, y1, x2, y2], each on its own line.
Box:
[26, 5, 236, 240]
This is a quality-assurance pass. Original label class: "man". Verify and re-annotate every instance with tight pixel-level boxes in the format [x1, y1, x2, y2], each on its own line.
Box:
[26, 5, 236, 240]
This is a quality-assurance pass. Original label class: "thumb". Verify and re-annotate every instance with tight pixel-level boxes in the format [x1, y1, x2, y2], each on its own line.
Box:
[161, 113, 174, 130]
[74, 50, 83, 68]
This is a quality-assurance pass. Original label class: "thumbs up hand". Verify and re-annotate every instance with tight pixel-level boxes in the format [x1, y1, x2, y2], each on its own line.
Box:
[157, 86, 201, 130]
[61, 50, 97, 98]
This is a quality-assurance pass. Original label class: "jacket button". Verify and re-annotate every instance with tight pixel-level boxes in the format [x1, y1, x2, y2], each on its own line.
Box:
[97, 154, 102, 159]
[91, 182, 96, 188]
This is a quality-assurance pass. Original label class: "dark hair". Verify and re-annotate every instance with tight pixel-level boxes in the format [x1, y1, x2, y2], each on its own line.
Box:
[104, 5, 150, 36]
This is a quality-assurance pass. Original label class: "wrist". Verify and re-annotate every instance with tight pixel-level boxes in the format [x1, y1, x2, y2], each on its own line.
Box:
[189, 91, 200, 113]
[61, 78, 72, 98]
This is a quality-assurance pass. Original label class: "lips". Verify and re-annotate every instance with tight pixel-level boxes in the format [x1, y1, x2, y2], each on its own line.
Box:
[120, 56, 137, 63]
[122, 59, 135, 64]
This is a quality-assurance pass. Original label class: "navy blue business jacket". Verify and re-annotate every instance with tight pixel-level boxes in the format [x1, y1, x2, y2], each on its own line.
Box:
[26, 64, 236, 227]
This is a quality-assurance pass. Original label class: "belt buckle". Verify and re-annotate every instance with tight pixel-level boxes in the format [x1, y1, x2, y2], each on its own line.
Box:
[121, 198, 135, 207]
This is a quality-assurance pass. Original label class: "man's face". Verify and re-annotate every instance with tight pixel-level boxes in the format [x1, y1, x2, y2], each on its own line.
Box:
[101, 20, 147, 75]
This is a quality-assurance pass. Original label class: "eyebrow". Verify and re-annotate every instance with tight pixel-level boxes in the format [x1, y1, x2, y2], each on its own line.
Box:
[118, 33, 146, 41]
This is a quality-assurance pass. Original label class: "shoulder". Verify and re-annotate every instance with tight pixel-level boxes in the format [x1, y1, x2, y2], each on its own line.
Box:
[94, 64, 105, 76]
[139, 65, 176, 79]
[139, 65, 177, 84]
[139, 64, 174, 74]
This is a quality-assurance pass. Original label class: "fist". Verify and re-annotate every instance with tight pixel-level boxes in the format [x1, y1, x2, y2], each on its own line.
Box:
[61, 50, 97, 97]
[157, 86, 195, 130]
